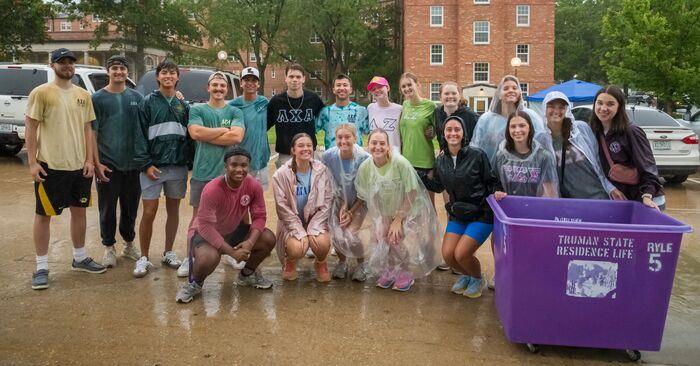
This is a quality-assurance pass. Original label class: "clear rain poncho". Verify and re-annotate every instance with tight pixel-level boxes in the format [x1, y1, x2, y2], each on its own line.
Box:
[493, 137, 560, 198]
[470, 76, 546, 164]
[354, 153, 442, 277]
[541, 91, 616, 197]
[321, 144, 370, 258]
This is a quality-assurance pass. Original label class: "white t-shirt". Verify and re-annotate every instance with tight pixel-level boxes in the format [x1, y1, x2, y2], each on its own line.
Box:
[368, 102, 402, 150]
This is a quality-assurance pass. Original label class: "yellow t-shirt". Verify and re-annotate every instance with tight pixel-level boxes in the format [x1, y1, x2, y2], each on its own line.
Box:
[26, 83, 96, 171]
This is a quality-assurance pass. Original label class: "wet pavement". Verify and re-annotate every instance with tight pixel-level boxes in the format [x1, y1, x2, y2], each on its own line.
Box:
[0, 151, 698, 365]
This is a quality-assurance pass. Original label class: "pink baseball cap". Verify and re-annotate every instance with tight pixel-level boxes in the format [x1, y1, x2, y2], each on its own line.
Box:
[367, 76, 390, 91]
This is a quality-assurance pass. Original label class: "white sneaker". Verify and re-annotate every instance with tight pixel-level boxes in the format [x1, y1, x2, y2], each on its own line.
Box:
[177, 257, 190, 278]
[305, 248, 315, 258]
[162, 250, 182, 269]
[330, 247, 337, 256]
[133, 256, 153, 278]
[224, 255, 246, 270]
[122, 243, 141, 261]
[102, 247, 117, 268]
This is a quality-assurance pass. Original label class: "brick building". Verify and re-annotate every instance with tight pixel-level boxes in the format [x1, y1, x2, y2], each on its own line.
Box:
[403, 0, 555, 113]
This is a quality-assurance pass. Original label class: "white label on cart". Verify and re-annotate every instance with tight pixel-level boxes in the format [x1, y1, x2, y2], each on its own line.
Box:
[556, 235, 635, 260]
[646, 242, 673, 272]
[566, 260, 618, 298]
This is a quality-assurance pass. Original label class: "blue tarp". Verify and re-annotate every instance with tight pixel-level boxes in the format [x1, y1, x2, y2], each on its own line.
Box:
[525, 79, 603, 103]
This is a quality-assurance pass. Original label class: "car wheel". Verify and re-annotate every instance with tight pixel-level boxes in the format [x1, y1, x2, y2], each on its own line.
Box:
[666, 175, 688, 185]
[0, 143, 23, 156]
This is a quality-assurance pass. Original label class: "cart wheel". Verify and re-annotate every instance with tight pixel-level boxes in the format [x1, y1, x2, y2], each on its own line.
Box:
[625, 349, 641, 361]
[526, 343, 539, 353]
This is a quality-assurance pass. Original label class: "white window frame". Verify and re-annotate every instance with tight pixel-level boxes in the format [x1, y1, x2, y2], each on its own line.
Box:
[519, 83, 529, 97]
[271, 89, 277, 96]
[516, 5, 530, 27]
[430, 6, 444, 27]
[309, 33, 321, 44]
[430, 44, 444, 65]
[271, 68, 276, 78]
[46, 21, 53, 32]
[430, 83, 441, 101]
[314, 87, 323, 96]
[516, 44, 530, 65]
[79, 21, 85, 30]
[92, 15, 100, 22]
[473, 21, 490, 44]
[249, 52, 257, 63]
[474, 0, 490, 4]
[60, 21, 71, 31]
[474, 97, 490, 113]
[473, 62, 489, 83]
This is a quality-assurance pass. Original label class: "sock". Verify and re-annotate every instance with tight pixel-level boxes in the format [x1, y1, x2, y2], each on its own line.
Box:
[36, 255, 49, 271]
[73, 247, 87, 262]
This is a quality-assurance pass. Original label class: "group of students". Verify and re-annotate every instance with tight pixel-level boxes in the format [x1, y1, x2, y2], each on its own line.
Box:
[25, 48, 664, 304]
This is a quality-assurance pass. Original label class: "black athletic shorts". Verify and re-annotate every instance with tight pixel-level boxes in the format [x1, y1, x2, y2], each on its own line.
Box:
[34, 162, 92, 216]
[191, 224, 251, 249]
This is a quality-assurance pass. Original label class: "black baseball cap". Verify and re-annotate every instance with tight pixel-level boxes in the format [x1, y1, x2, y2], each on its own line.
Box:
[51, 48, 77, 63]
[106, 55, 129, 69]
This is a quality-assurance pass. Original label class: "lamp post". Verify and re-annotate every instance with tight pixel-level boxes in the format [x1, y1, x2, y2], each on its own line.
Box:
[510, 57, 522, 77]
[217, 50, 228, 70]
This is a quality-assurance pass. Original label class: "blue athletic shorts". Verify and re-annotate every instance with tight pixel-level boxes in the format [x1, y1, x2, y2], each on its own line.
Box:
[445, 220, 493, 245]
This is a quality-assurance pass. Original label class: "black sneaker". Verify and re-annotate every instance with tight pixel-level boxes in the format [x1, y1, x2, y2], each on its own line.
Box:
[32, 269, 49, 290]
[71, 257, 107, 274]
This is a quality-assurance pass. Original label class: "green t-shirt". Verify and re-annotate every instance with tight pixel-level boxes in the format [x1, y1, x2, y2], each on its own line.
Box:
[91, 88, 143, 171]
[399, 99, 436, 169]
[356, 154, 419, 217]
[188, 104, 244, 181]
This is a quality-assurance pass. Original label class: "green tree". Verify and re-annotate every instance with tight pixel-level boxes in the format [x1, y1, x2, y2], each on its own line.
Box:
[278, 0, 399, 101]
[59, 0, 202, 79]
[0, 0, 53, 60]
[601, 0, 700, 110]
[192, 0, 287, 92]
[554, 0, 617, 83]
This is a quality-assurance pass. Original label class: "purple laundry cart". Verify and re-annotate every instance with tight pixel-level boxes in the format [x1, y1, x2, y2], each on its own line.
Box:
[487, 195, 692, 361]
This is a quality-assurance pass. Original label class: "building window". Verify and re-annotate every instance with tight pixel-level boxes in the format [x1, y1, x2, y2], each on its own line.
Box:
[430, 6, 443, 27]
[430, 83, 441, 101]
[228, 55, 236, 62]
[46, 21, 53, 32]
[144, 56, 155, 70]
[516, 5, 530, 27]
[474, 0, 490, 4]
[430, 44, 443, 65]
[314, 87, 323, 96]
[271, 89, 277, 96]
[519, 83, 529, 97]
[309, 33, 321, 44]
[473, 21, 490, 44]
[310, 71, 318, 79]
[79, 22, 85, 30]
[271, 69, 276, 78]
[60, 21, 71, 31]
[516, 44, 530, 64]
[473, 62, 489, 82]
[249, 52, 257, 63]
[92, 15, 100, 22]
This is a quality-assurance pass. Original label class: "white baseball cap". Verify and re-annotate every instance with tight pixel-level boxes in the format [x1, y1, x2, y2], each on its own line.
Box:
[241, 67, 260, 80]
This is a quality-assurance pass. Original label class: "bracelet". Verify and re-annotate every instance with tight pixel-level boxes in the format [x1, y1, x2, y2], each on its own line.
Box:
[641, 193, 653, 200]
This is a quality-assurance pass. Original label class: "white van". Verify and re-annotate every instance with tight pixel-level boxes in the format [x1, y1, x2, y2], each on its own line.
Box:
[0, 63, 135, 156]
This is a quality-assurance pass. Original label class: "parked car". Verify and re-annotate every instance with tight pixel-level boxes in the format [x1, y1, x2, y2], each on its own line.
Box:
[571, 105, 699, 184]
[678, 111, 700, 139]
[136, 66, 241, 105]
[0, 63, 135, 156]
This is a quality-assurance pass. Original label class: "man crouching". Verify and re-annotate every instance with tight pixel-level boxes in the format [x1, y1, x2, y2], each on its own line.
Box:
[176, 146, 276, 303]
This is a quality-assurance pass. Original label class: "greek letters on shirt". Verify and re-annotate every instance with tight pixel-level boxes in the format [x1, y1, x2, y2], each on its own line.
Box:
[503, 165, 541, 183]
[221, 118, 232, 128]
[296, 185, 310, 196]
[76, 98, 87, 107]
[277, 108, 315, 123]
[370, 117, 398, 132]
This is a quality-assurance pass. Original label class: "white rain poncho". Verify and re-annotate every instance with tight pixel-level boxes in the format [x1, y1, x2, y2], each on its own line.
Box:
[470, 76, 545, 164]
[354, 153, 442, 277]
[493, 137, 560, 198]
[321, 144, 370, 258]
[542, 91, 615, 198]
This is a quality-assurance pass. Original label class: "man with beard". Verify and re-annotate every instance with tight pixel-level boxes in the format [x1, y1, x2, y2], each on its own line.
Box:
[26, 48, 105, 290]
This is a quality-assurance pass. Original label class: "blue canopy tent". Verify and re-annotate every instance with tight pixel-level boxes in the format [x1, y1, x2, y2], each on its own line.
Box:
[525, 79, 603, 115]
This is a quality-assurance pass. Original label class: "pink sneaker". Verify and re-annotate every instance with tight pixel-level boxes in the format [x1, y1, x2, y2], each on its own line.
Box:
[376, 268, 396, 289]
[392, 271, 415, 292]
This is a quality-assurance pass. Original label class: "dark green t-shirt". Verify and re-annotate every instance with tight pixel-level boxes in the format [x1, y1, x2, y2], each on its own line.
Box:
[91, 88, 144, 171]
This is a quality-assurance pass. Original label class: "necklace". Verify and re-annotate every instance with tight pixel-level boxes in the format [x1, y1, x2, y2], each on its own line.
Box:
[224, 175, 237, 190]
[286, 91, 305, 111]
